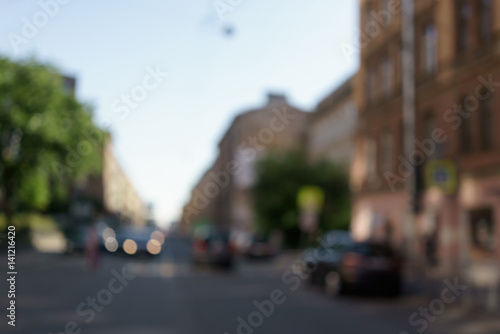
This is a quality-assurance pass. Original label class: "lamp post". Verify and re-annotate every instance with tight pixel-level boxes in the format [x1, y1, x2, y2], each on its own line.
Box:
[401, 0, 418, 273]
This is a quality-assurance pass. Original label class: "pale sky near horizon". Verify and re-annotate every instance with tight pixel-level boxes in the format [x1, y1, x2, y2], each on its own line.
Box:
[0, 0, 359, 226]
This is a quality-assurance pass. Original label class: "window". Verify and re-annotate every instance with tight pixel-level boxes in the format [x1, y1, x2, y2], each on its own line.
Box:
[421, 24, 438, 74]
[365, 136, 377, 179]
[459, 97, 473, 153]
[469, 208, 495, 260]
[365, 1, 374, 24]
[424, 111, 437, 139]
[395, 47, 402, 91]
[478, 0, 493, 44]
[381, 56, 394, 98]
[366, 67, 376, 103]
[479, 99, 493, 150]
[456, 0, 472, 52]
[424, 111, 438, 158]
[381, 130, 394, 172]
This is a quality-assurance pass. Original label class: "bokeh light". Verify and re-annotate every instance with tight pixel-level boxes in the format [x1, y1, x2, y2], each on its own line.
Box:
[147, 239, 162, 255]
[104, 238, 118, 252]
[102, 227, 116, 240]
[123, 239, 137, 255]
[150, 230, 165, 245]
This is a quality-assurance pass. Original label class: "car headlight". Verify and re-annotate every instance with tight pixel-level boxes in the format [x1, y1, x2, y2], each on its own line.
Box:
[105, 238, 118, 252]
[123, 239, 137, 255]
[147, 239, 162, 255]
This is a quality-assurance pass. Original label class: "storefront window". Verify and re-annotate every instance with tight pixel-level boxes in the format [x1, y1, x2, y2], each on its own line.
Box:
[469, 208, 495, 260]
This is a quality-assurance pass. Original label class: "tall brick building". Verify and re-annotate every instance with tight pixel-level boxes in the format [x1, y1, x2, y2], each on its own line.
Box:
[351, 0, 500, 293]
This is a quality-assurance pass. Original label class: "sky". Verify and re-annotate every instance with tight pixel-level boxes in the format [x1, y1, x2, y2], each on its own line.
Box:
[0, 0, 359, 226]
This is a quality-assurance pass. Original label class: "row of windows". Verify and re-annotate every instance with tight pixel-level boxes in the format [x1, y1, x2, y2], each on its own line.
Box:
[456, 0, 494, 52]
[459, 98, 494, 153]
[364, 0, 494, 105]
[364, 0, 493, 51]
[364, 100, 495, 179]
[365, 22, 438, 104]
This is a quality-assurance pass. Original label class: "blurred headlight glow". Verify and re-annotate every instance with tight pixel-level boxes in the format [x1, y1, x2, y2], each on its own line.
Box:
[105, 237, 118, 252]
[147, 239, 162, 255]
[150, 230, 165, 245]
[102, 227, 116, 240]
[123, 239, 137, 255]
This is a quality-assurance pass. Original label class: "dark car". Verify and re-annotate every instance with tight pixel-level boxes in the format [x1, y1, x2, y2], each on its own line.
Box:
[192, 228, 234, 268]
[115, 227, 163, 256]
[304, 230, 352, 295]
[339, 242, 402, 296]
[64, 225, 108, 254]
[245, 236, 278, 259]
[64, 226, 88, 254]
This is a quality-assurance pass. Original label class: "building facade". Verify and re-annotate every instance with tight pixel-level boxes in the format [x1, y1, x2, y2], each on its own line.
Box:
[181, 94, 309, 236]
[308, 74, 359, 169]
[351, 0, 500, 297]
[63, 76, 146, 227]
[73, 134, 146, 227]
[102, 136, 146, 226]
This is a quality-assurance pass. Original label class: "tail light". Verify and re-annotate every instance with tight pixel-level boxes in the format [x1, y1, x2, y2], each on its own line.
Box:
[393, 257, 403, 269]
[194, 239, 208, 252]
[342, 252, 364, 268]
[227, 242, 236, 254]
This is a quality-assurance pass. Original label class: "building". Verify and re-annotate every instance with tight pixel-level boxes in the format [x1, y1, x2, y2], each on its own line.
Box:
[61, 75, 76, 96]
[58, 75, 146, 228]
[180, 164, 217, 232]
[102, 136, 146, 226]
[351, 0, 500, 302]
[181, 93, 309, 236]
[308, 74, 359, 169]
[71, 134, 146, 227]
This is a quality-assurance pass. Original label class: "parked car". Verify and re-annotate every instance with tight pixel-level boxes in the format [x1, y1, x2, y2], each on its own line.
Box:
[338, 242, 402, 296]
[65, 224, 111, 254]
[245, 236, 277, 259]
[304, 230, 352, 295]
[64, 226, 89, 254]
[192, 228, 234, 268]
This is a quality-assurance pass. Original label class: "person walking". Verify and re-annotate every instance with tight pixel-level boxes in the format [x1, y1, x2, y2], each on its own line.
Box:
[84, 224, 101, 270]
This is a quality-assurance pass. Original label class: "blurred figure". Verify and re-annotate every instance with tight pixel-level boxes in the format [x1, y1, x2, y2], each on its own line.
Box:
[84, 224, 101, 270]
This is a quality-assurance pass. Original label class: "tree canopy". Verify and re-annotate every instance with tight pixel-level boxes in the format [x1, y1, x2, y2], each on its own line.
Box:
[0, 56, 104, 224]
[252, 149, 351, 248]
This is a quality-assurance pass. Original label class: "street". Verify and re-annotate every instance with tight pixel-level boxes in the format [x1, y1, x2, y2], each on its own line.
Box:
[0, 237, 492, 334]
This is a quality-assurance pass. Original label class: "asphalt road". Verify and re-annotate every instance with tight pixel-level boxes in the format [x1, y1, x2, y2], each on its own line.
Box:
[0, 237, 486, 334]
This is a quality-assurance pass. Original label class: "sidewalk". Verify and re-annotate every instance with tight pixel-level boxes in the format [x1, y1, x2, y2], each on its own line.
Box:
[403, 271, 500, 334]
[433, 305, 500, 334]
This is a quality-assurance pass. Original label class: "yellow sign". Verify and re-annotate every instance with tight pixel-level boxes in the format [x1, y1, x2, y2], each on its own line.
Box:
[297, 186, 324, 213]
[425, 160, 457, 195]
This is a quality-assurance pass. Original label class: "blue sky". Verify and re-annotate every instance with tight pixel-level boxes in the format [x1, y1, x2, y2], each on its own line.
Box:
[0, 0, 359, 226]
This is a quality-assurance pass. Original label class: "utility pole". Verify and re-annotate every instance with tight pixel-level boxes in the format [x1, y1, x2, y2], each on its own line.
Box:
[401, 0, 418, 273]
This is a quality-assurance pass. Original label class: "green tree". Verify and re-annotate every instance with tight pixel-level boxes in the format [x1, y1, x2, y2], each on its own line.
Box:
[0, 56, 104, 227]
[252, 149, 351, 248]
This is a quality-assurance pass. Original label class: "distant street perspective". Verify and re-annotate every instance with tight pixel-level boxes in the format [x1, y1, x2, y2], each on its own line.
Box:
[1, 0, 500, 333]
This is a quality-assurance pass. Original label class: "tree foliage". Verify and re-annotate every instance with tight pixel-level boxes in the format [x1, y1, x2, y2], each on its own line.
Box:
[252, 149, 351, 248]
[0, 56, 104, 223]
